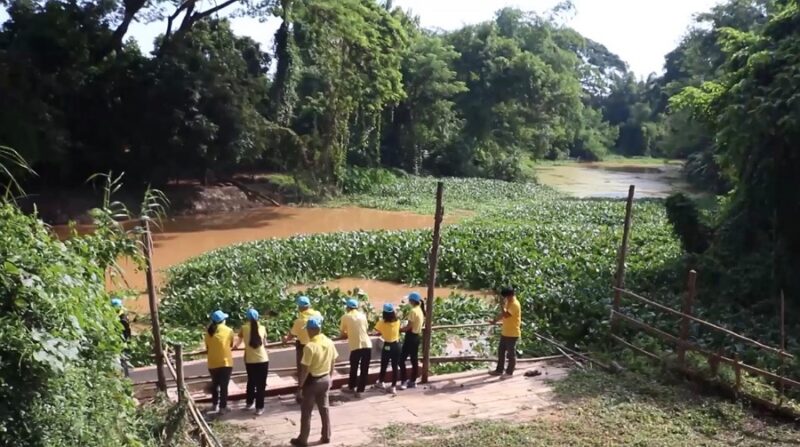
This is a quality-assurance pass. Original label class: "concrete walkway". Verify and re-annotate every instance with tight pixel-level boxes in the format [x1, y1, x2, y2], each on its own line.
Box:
[218, 360, 569, 446]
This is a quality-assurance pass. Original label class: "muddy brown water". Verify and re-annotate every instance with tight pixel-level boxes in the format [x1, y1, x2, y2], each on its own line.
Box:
[534, 161, 689, 198]
[53, 207, 458, 313]
[289, 278, 494, 308]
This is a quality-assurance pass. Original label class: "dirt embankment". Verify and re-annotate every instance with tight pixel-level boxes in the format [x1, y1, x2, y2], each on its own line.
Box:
[18, 181, 287, 225]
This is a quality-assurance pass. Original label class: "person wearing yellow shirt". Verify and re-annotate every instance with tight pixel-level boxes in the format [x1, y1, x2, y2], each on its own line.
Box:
[372, 303, 401, 394]
[283, 296, 322, 378]
[339, 298, 372, 398]
[291, 316, 337, 447]
[235, 308, 269, 416]
[398, 292, 424, 390]
[204, 310, 234, 414]
[489, 287, 522, 379]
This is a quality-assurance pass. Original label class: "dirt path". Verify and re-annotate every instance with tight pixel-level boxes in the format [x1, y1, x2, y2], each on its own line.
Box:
[219, 361, 569, 446]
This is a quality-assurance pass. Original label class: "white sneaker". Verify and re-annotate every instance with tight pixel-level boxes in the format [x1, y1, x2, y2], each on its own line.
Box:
[207, 405, 220, 415]
[244, 403, 254, 411]
[373, 382, 385, 390]
[255, 408, 264, 416]
[389, 386, 396, 395]
[398, 383, 407, 391]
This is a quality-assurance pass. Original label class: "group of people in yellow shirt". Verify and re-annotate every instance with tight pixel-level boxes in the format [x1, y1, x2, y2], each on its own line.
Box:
[202, 286, 521, 447]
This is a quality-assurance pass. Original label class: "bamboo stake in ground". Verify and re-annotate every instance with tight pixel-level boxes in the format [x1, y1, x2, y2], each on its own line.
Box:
[143, 219, 167, 392]
[421, 181, 444, 384]
[779, 290, 785, 406]
[677, 270, 697, 367]
[611, 185, 635, 333]
[174, 344, 185, 402]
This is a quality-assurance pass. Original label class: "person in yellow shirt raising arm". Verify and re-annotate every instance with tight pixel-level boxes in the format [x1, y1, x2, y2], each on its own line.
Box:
[204, 310, 234, 414]
[373, 303, 401, 395]
[489, 287, 521, 379]
[338, 298, 372, 398]
[291, 316, 337, 447]
[398, 292, 424, 390]
[235, 308, 269, 416]
[283, 296, 322, 377]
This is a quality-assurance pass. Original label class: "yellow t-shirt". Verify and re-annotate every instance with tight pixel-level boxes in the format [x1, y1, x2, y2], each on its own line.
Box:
[301, 334, 338, 377]
[501, 298, 522, 338]
[290, 309, 322, 345]
[339, 310, 372, 351]
[407, 306, 425, 335]
[375, 319, 401, 343]
[239, 323, 269, 364]
[204, 323, 234, 369]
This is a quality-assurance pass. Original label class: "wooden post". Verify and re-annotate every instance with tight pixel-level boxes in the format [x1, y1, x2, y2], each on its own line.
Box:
[733, 353, 741, 395]
[143, 219, 167, 392]
[677, 270, 697, 367]
[421, 182, 444, 384]
[779, 290, 785, 405]
[611, 185, 635, 332]
[174, 344, 185, 402]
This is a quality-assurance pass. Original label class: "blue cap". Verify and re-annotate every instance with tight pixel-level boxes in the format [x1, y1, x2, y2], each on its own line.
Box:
[210, 310, 228, 323]
[246, 308, 259, 320]
[111, 298, 122, 308]
[345, 298, 359, 309]
[382, 303, 395, 313]
[296, 296, 311, 307]
[407, 292, 422, 303]
[305, 316, 323, 330]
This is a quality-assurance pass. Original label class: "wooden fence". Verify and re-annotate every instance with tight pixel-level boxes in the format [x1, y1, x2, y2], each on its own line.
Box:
[610, 184, 797, 415]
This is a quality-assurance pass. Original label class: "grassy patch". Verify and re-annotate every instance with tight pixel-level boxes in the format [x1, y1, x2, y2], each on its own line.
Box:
[366, 369, 800, 447]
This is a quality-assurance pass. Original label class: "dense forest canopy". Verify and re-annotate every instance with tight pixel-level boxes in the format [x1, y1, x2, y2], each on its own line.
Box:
[1, 0, 797, 302]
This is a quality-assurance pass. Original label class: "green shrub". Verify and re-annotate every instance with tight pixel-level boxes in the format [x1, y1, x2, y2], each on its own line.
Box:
[0, 204, 153, 446]
[341, 166, 399, 194]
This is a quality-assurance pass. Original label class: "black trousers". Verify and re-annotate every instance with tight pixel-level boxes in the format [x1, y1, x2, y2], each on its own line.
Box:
[379, 341, 401, 386]
[245, 362, 269, 409]
[495, 336, 518, 375]
[348, 348, 371, 392]
[209, 366, 233, 408]
[399, 333, 420, 383]
[295, 341, 305, 375]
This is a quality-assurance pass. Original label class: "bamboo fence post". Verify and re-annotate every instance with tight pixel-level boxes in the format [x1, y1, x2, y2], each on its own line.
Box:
[677, 270, 697, 367]
[143, 219, 167, 392]
[421, 181, 444, 384]
[611, 185, 635, 332]
[734, 353, 741, 395]
[174, 344, 185, 402]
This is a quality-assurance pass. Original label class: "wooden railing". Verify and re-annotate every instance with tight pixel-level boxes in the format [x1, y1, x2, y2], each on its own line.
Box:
[610, 270, 797, 413]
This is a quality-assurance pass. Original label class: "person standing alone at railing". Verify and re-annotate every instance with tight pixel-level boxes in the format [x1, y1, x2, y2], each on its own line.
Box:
[205, 310, 234, 414]
[111, 297, 132, 377]
[284, 296, 322, 379]
[235, 308, 269, 416]
[489, 287, 521, 379]
[399, 292, 424, 390]
[339, 298, 372, 398]
[291, 316, 336, 447]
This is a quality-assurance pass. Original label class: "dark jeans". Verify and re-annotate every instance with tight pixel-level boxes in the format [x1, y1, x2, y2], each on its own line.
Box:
[379, 341, 401, 386]
[495, 336, 518, 375]
[295, 341, 305, 375]
[348, 348, 371, 392]
[399, 333, 420, 383]
[245, 362, 269, 409]
[209, 366, 233, 408]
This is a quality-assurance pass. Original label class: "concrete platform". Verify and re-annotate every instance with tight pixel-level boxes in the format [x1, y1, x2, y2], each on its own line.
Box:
[217, 360, 570, 447]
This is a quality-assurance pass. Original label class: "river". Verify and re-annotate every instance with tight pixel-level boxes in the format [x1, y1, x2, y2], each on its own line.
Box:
[54, 161, 684, 312]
